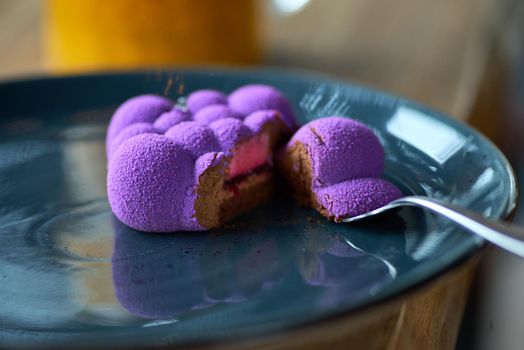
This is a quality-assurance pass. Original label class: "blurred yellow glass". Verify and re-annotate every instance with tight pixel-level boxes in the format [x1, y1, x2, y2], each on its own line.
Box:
[44, 0, 261, 72]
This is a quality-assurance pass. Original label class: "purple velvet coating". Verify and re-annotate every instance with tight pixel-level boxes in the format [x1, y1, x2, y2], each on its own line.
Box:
[153, 108, 191, 133]
[317, 178, 403, 218]
[106, 85, 296, 232]
[286, 117, 402, 219]
[165, 121, 221, 158]
[209, 118, 252, 151]
[106, 95, 173, 146]
[290, 117, 384, 186]
[244, 110, 281, 133]
[193, 105, 242, 124]
[108, 134, 199, 232]
[186, 89, 227, 114]
[228, 85, 297, 130]
[107, 123, 158, 160]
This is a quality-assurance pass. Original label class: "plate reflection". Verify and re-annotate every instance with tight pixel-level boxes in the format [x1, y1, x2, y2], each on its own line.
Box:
[111, 212, 396, 322]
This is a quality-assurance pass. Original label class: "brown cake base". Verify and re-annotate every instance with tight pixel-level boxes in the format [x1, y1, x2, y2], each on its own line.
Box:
[277, 141, 336, 221]
[194, 119, 288, 229]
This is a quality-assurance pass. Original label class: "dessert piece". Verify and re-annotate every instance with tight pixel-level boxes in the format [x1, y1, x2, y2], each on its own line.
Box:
[279, 117, 402, 222]
[107, 85, 296, 232]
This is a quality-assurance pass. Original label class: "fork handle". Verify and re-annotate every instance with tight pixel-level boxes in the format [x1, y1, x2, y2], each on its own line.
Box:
[396, 196, 523, 258]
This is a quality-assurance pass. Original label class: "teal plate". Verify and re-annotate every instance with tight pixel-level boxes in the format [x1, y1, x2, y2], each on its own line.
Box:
[0, 69, 517, 348]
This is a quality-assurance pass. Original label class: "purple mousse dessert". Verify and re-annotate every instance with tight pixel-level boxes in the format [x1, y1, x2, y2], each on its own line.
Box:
[279, 117, 402, 222]
[107, 85, 295, 232]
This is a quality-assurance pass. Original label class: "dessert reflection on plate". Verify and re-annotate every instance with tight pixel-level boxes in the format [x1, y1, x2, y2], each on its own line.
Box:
[111, 218, 287, 320]
[111, 214, 396, 320]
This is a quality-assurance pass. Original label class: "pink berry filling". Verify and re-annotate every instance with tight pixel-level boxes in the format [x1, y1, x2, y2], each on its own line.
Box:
[227, 134, 271, 180]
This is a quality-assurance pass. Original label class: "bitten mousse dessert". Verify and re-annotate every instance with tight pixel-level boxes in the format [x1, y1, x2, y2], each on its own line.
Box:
[278, 117, 402, 222]
[107, 85, 401, 233]
[107, 85, 296, 232]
